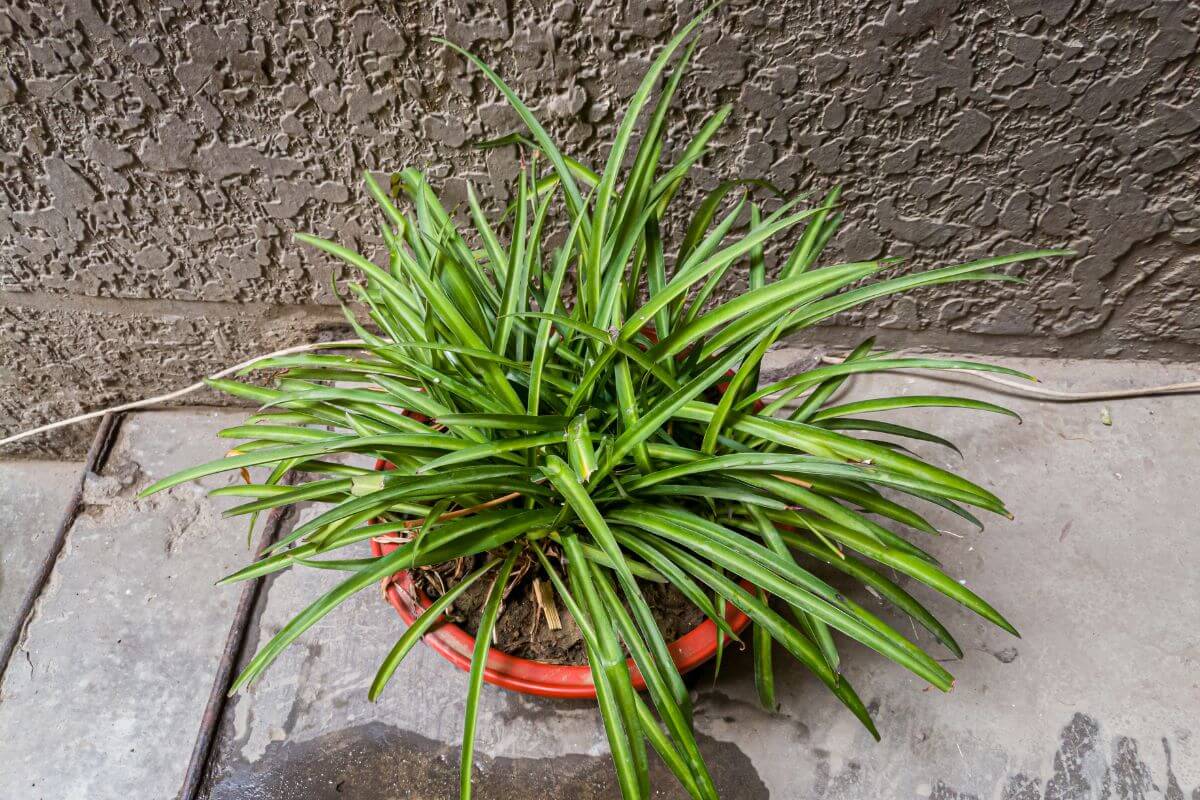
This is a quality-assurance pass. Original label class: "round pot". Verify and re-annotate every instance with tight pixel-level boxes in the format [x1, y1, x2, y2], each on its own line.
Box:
[371, 532, 752, 699]
[369, 352, 757, 698]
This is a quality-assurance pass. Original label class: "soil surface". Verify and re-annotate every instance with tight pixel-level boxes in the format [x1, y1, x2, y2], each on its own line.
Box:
[410, 555, 705, 665]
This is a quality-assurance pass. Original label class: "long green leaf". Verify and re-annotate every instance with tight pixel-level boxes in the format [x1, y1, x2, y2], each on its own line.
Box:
[543, 456, 692, 716]
[808, 395, 1021, 423]
[369, 559, 499, 700]
[561, 534, 647, 799]
[461, 548, 520, 799]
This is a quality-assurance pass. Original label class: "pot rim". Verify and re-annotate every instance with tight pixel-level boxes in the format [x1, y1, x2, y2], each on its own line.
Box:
[371, 535, 752, 698]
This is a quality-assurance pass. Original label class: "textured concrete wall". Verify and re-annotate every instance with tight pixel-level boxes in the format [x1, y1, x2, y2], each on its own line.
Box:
[2, 0, 1199, 454]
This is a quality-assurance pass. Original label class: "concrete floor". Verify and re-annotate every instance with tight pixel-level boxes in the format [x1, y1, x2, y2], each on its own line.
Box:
[0, 355, 1197, 799]
[0, 411, 256, 800]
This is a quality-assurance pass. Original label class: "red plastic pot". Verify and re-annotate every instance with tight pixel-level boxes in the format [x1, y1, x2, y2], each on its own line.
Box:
[371, 530, 752, 699]
[369, 448, 755, 699]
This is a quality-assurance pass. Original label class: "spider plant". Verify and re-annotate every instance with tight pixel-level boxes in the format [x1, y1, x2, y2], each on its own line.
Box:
[141, 8, 1067, 798]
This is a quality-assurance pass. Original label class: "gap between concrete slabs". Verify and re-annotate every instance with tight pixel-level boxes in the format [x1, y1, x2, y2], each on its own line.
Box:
[0, 409, 272, 800]
[0, 413, 117, 680]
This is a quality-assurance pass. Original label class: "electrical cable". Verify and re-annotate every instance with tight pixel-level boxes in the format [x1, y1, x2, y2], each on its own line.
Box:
[2, 341, 1197, 448]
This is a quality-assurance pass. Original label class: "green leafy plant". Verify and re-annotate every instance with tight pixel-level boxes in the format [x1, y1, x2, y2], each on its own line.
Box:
[142, 9, 1067, 799]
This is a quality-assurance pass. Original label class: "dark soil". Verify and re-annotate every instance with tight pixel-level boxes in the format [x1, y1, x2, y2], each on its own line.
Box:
[410, 555, 706, 665]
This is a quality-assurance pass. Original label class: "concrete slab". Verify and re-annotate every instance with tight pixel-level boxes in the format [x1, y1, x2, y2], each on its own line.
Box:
[0, 459, 83, 634]
[187, 359, 1200, 797]
[688, 354, 1200, 799]
[0, 409, 266, 800]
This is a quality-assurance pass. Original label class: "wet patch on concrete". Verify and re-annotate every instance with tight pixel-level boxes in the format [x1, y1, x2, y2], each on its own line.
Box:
[933, 713, 1197, 800]
[202, 721, 768, 800]
[930, 780, 980, 799]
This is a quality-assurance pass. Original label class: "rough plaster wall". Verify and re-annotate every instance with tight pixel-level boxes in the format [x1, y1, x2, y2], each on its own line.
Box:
[0, 298, 345, 455]
[1, 0, 1199, 455]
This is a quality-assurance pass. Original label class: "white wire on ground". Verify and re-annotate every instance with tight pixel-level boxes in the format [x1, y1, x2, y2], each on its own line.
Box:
[2, 342, 1198, 449]
[0, 339, 364, 448]
[816, 355, 1200, 402]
